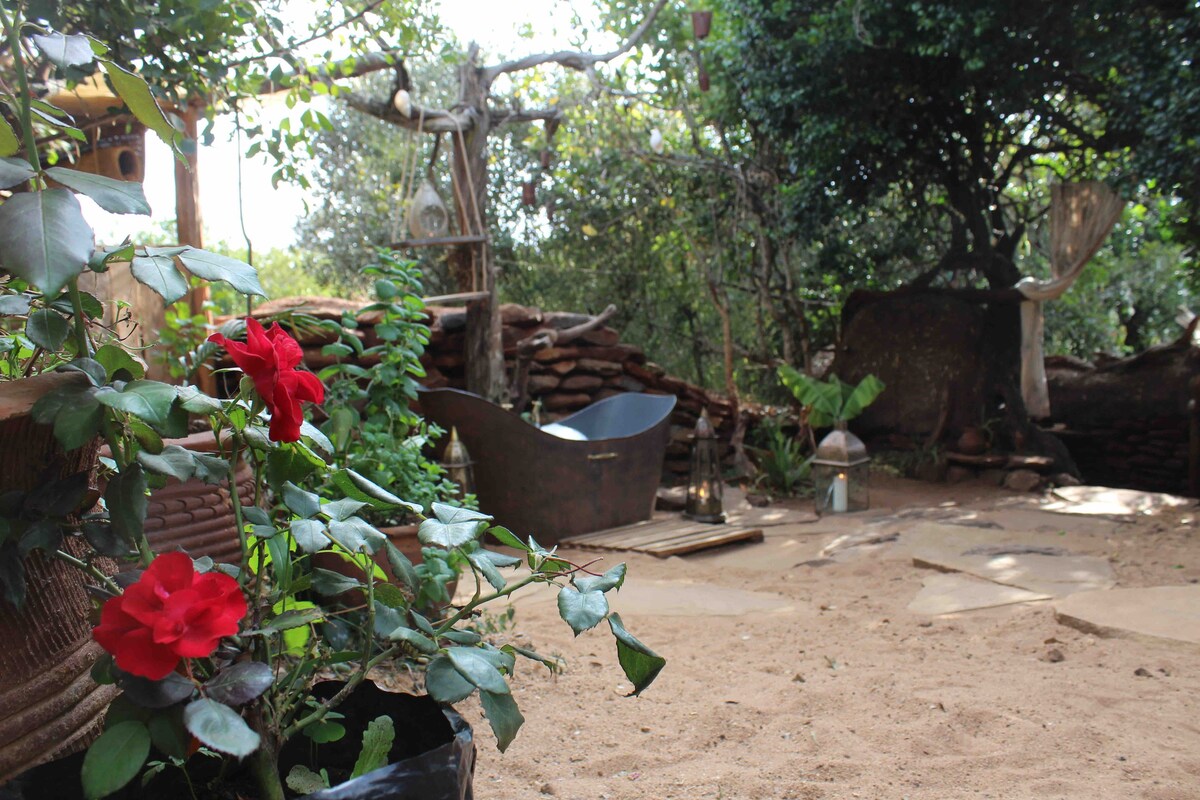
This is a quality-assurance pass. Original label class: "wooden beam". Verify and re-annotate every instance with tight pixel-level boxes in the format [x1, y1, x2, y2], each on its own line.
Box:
[390, 234, 487, 248]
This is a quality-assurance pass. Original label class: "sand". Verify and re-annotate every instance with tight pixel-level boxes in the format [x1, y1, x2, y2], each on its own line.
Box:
[452, 474, 1200, 800]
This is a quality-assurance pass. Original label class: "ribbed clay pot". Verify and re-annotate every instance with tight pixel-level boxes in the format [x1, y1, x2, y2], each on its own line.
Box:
[0, 373, 119, 784]
[140, 431, 254, 565]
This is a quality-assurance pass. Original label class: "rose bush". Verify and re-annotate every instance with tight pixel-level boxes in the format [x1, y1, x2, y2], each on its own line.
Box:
[92, 552, 246, 680]
[209, 318, 326, 443]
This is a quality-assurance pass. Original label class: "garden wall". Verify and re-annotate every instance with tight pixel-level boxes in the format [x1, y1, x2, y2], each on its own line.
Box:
[246, 298, 742, 481]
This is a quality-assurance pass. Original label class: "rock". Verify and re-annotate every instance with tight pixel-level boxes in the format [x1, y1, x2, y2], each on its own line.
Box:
[560, 374, 604, 392]
[1134, 667, 1153, 678]
[945, 465, 975, 484]
[1004, 469, 1044, 492]
[979, 468, 1008, 486]
[745, 493, 771, 508]
[1051, 472, 1082, 487]
[1040, 648, 1065, 663]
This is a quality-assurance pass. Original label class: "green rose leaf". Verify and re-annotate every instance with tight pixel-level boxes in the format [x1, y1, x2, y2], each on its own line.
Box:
[191, 452, 229, 485]
[446, 647, 510, 695]
[440, 629, 482, 645]
[374, 583, 408, 609]
[18, 519, 63, 555]
[419, 503, 492, 550]
[425, 654, 476, 704]
[480, 690, 525, 753]
[467, 551, 506, 591]
[0, 118, 18, 157]
[131, 252, 189, 303]
[94, 343, 146, 381]
[0, 156, 36, 190]
[268, 607, 325, 631]
[282, 482, 322, 519]
[383, 541, 418, 593]
[0, 189, 93, 295]
[310, 567, 360, 596]
[267, 447, 323, 491]
[486, 525, 527, 551]
[290, 519, 330, 553]
[136, 444, 196, 482]
[321, 497, 367, 522]
[81, 720, 151, 800]
[102, 61, 181, 150]
[204, 662, 274, 707]
[105, 464, 148, 547]
[328, 517, 386, 554]
[386, 625, 438, 655]
[31, 32, 97, 68]
[117, 671, 195, 709]
[82, 521, 129, 557]
[95, 380, 177, 427]
[177, 247, 265, 297]
[45, 167, 151, 215]
[0, 292, 32, 315]
[478, 549, 523, 568]
[147, 708, 189, 760]
[574, 563, 627, 594]
[332, 468, 421, 513]
[557, 586, 609, 636]
[607, 613, 666, 696]
[183, 698, 261, 758]
[298, 420, 333, 454]
[176, 385, 224, 414]
[57, 356, 108, 386]
[25, 309, 70, 351]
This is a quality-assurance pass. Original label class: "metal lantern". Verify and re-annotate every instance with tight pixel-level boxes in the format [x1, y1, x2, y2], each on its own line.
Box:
[812, 423, 870, 513]
[684, 410, 725, 523]
[408, 178, 449, 239]
[441, 427, 475, 499]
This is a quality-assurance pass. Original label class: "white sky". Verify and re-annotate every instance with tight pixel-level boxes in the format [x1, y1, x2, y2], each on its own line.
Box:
[86, 0, 594, 252]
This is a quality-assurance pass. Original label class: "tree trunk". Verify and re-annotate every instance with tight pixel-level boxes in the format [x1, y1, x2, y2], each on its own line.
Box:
[449, 50, 505, 401]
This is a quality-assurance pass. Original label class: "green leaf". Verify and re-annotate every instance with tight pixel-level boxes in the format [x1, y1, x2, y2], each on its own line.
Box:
[298, 420, 333, 454]
[287, 764, 330, 795]
[282, 482, 322, 519]
[183, 698, 261, 758]
[350, 716, 395, 779]
[204, 662, 274, 706]
[479, 690, 525, 753]
[177, 248, 265, 297]
[105, 465, 148, 547]
[446, 647, 510, 695]
[95, 343, 145, 380]
[81, 721, 150, 800]
[0, 293, 32, 315]
[83, 521, 128, 557]
[25, 309, 70, 350]
[841, 374, 886, 422]
[268, 607, 325, 631]
[322, 497, 367, 521]
[116, 671, 194, 709]
[0, 119, 20, 157]
[45, 167, 151, 215]
[420, 504, 492, 549]
[304, 720, 345, 744]
[136, 445, 196, 482]
[191, 452, 229, 485]
[374, 583, 408, 609]
[328, 517, 385, 554]
[440, 629, 482, 645]
[96, 381, 178, 428]
[386, 625, 438, 654]
[383, 541, 418, 593]
[31, 381, 102, 450]
[425, 654, 476, 704]
[310, 567, 360, 596]
[131, 253, 189, 303]
[177, 385, 224, 415]
[58, 356, 107, 386]
[267, 447, 322, 491]
[147, 707, 189, 760]
[467, 551, 506, 591]
[0, 189, 93, 295]
[290, 519, 330, 553]
[32, 32, 97, 68]
[18, 519, 63, 555]
[0, 157, 36, 190]
[557, 586, 609, 636]
[331, 469, 421, 512]
[487, 525, 527, 551]
[102, 62, 181, 150]
[607, 613, 666, 696]
[574, 563, 627, 594]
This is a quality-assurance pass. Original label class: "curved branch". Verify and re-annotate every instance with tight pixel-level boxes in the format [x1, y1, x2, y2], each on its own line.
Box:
[344, 90, 478, 133]
[481, 0, 671, 83]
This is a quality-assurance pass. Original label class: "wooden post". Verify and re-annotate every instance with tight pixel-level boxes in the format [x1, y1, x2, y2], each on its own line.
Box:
[1189, 376, 1200, 498]
[175, 101, 217, 393]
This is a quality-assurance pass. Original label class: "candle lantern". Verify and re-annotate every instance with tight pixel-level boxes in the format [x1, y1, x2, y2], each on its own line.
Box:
[684, 410, 725, 523]
[441, 427, 475, 499]
[812, 423, 870, 513]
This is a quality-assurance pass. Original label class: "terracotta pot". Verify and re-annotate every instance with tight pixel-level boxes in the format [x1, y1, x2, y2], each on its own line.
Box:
[0, 373, 119, 783]
[956, 427, 988, 456]
[313, 524, 458, 603]
[140, 431, 255, 565]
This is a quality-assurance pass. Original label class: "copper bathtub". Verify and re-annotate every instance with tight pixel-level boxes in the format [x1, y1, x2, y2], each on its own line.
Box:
[417, 388, 676, 544]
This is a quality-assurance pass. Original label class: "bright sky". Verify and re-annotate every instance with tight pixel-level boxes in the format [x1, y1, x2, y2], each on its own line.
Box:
[86, 0, 595, 253]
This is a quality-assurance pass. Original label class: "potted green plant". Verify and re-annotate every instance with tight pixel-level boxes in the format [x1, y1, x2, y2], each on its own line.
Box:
[777, 367, 886, 430]
[1, 18, 666, 799]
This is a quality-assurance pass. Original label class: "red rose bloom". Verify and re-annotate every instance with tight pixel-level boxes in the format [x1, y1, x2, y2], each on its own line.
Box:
[208, 318, 325, 442]
[93, 552, 247, 680]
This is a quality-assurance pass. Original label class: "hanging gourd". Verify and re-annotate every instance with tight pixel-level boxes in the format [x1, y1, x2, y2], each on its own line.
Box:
[409, 178, 450, 239]
[649, 129, 665, 154]
[522, 181, 537, 206]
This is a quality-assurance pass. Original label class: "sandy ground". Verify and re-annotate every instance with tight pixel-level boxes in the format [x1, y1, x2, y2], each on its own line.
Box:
[452, 474, 1200, 800]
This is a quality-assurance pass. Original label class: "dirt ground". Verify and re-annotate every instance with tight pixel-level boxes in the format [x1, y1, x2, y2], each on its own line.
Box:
[453, 474, 1200, 800]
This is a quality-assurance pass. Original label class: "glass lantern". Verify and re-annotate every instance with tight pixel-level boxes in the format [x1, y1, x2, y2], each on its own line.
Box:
[684, 410, 725, 523]
[812, 423, 870, 514]
[441, 427, 475, 500]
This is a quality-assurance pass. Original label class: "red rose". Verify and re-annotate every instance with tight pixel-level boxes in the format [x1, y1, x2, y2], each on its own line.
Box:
[208, 318, 325, 442]
[93, 552, 247, 680]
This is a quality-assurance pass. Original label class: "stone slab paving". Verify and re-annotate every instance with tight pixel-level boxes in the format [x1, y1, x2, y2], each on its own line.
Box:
[907, 572, 1051, 615]
[1054, 585, 1200, 645]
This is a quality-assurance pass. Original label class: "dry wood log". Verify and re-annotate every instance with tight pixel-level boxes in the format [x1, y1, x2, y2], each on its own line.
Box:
[560, 374, 605, 392]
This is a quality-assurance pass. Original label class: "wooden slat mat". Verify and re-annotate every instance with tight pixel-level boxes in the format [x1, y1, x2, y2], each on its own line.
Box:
[563, 517, 764, 558]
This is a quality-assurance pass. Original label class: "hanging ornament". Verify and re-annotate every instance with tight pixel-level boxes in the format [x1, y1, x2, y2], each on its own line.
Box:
[392, 89, 412, 118]
[649, 129, 665, 155]
[539, 148, 552, 169]
[522, 181, 537, 206]
[691, 10, 713, 39]
[408, 178, 449, 239]
[699, 65, 711, 92]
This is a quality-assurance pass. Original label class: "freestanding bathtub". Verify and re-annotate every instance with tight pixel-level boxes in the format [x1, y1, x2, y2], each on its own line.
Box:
[417, 388, 676, 545]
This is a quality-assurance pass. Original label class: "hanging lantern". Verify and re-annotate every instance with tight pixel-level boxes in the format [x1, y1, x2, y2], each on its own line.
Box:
[441, 427, 475, 500]
[812, 423, 870, 514]
[522, 181, 537, 206]
[649, 128, 665, 155]
[684, 411, 725, 523]
[539, 149, 552, 169]
[392, 89, 413, 118]
[698, 65, 711, 93]
[408, 178, 449, 239]
[691, 10, 713, 39]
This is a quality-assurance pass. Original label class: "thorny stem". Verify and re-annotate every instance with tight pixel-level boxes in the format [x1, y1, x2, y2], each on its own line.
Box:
[280, 643, 401, 741]
[1, 4, 46, 181]
[50, 548, 120, 594]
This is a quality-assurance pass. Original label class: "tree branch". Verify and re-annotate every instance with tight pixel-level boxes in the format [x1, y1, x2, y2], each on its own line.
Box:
[253, 50, 403, 96]
[343, 90, 478, 133]
[480, 0, 671, 83]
